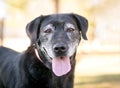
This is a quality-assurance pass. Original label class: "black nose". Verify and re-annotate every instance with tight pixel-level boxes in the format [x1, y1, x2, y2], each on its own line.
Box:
[53, 43, 68, 53]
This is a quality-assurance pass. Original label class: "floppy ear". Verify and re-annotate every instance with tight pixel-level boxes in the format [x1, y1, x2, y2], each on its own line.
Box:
[72, 14, 88, 40]
[26, 16, 43, 45]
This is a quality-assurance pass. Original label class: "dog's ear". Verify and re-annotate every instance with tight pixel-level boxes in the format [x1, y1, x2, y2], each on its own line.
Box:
[72, 14, 88, 40]
[26, 16, 43, 45]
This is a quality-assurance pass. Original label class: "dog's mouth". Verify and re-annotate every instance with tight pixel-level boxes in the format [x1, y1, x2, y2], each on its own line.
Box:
[36, 47, 71, 76]
[52, 56, 71, 76]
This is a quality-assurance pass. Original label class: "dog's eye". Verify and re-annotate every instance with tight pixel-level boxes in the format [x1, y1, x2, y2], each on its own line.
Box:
[43, 24, 54, 33]
[44, 28, 53, 33]
[66, 28, 75, 32]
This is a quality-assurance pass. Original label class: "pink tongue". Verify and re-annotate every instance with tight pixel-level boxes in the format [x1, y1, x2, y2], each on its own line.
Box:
[52, 56, 71, 76]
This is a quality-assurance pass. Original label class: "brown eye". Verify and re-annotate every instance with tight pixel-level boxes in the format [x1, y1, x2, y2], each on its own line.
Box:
[66, 28, 75, 32]
[44, 28, 52, 33]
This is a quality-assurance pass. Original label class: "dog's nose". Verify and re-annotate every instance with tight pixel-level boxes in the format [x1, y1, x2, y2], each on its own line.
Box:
[53, 43, 68, 53]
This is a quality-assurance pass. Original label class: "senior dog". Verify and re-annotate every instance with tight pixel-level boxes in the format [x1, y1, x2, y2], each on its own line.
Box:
[0, 13, 88, 88]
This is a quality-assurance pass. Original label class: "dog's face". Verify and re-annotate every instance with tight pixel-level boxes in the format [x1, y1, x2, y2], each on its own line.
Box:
[26, 13, 88, 76]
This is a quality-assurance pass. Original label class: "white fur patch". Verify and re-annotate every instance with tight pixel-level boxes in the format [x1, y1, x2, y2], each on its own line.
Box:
[65, 23, 75, 29]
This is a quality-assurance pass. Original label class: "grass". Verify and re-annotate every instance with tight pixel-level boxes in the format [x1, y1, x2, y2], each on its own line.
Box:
[74, 74, 120, 88]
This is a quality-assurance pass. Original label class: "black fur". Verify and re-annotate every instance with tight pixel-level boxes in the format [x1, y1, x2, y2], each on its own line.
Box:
[0, 13, 88, 88]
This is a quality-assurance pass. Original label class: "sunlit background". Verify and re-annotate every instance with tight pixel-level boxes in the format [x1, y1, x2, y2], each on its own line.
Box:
[0, 0, 120, 88]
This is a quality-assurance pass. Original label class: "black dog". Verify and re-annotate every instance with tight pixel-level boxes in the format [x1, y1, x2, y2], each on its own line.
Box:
[0, 13, 88, 88]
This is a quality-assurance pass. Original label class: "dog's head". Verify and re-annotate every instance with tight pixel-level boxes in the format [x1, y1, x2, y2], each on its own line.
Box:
[26, 13, 88, 76]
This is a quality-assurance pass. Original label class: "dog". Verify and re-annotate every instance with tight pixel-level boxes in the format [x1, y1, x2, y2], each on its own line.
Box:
[0, 13, 88, 88]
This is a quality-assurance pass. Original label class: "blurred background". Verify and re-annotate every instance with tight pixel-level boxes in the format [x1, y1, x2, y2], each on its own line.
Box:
[0, 0, 120, 88]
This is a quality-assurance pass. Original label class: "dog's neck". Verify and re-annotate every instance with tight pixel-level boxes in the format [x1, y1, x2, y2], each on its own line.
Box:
[24, 46, 75, 88]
